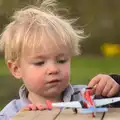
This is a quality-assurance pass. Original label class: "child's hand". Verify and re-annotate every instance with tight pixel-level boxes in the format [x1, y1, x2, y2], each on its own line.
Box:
[25, 104, 49, 111]
[20, 100, 52, 111]
[88, 74, 120, 97]
[20, 104, 49, 112]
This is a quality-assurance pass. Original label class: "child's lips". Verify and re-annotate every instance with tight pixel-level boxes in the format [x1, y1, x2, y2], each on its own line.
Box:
[47, 79, 61, 84]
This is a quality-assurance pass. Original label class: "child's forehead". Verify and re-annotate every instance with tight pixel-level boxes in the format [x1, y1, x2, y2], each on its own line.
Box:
[23, 49, 70, 59]
[31, 52, 68, 59]
[22, 34, 72, 58]
[22, 42, 70, 58]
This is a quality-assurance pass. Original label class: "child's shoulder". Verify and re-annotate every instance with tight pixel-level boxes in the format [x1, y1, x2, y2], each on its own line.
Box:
[0, 99, 21, 119]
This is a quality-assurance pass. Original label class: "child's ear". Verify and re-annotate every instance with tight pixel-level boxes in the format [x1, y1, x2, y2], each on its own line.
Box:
[7, 60, 22, 79]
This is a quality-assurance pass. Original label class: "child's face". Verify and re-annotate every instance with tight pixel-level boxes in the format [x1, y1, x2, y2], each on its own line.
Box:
[18, 49, 71, 98]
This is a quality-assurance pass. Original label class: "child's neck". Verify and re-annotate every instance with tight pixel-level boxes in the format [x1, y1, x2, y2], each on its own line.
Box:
[28, 92, 62, 105]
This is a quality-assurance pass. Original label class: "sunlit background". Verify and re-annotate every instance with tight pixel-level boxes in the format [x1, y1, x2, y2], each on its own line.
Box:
[0, 0, 120, 109]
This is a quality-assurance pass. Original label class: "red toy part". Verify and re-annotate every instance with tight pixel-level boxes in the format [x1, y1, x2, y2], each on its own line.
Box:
[46, 100, 52, 110]
[84, 89, 95, 117]
[84, 90, 94, 106]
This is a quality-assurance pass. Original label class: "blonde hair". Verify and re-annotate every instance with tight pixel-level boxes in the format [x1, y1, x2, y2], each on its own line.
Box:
[0, 0, 85, 61]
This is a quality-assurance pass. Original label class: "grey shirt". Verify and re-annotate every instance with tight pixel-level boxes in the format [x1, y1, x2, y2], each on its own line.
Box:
[0, 84, 87, 120]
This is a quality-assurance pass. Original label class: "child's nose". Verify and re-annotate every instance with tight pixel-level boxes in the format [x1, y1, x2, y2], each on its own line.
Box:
[47, 64, 60, 75]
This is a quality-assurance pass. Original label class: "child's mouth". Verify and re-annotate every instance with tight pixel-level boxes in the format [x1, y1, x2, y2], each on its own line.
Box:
[48, 79, 61, 84]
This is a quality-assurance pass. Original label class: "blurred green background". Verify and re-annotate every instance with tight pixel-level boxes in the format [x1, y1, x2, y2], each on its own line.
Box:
[0, 0, 120, 110]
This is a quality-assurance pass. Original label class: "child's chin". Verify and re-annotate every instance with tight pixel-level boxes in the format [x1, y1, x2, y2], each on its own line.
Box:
[46, 88, 62, 96]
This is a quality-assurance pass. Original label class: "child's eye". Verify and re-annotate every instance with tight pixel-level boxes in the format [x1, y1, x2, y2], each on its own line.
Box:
[57, 59, 67, 64]
[34, 61, 45, 66]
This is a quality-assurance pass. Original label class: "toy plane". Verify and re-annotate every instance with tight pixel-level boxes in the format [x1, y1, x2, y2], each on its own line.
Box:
[46, 87, 120, 117]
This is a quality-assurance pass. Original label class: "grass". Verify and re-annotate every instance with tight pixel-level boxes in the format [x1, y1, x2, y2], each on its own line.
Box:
[0, 56, 120, 109]
[0, 57, 10, 76]
[70, 56, 120, 84]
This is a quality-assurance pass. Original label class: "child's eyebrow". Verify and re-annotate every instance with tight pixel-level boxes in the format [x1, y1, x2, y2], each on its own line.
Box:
[30, 55, 47, 60]
[56, 53, 65, 57]
[57, 53, 70, 58]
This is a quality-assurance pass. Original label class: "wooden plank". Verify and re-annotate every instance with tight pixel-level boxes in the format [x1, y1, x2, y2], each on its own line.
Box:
[12, 109, 61, 120]
[56, 109, 103, 120]
[12, 108, 120, 120]
[103, 108, 120, 120]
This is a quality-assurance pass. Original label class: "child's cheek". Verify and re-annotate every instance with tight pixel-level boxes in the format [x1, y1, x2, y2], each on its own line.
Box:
[63, 63, 70, 80]
[24, 75, 44, 90]
[64, 71, 70, 81]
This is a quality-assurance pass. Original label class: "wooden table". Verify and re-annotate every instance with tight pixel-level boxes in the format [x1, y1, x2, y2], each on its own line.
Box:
[12, 108, 120, 120]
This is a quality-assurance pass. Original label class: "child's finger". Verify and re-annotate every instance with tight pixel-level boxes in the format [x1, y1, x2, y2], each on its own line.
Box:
[101, 82, 112, 96]
[107, 84, 120, 97]
[107, 86, 116, 97]
[95, 79, 107, 95]
[88, 74, 101, 87]
[28, 104, 37, 110]
[36, 104, 48, 110]
[36, 104, 43, 110]
[91, 85, 97, 94]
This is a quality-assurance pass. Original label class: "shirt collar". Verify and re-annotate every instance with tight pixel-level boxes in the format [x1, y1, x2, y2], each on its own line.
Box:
[19, 84, 31, 108]
[62, 84, 74, 102]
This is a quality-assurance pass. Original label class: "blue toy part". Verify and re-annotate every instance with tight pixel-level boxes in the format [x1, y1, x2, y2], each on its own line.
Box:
[78, 107, 108, 114]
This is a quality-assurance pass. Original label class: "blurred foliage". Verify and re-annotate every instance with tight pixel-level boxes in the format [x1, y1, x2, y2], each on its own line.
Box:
[0, 0, 120, 55]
